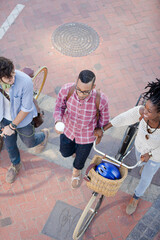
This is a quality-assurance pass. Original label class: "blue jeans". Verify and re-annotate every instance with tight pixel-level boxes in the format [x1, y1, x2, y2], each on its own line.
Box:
[1, 118, 45, 165]
[134, 149, 160, 198]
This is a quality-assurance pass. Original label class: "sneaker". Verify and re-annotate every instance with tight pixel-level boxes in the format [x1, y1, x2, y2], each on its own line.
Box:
[6, 163, 21, 183]
[126, 196, 140, 215]
[71, 171, 81, 189]
[33, 128, 49, 154]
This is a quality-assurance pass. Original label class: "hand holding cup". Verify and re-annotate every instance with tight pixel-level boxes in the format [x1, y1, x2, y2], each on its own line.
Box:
[55, 121, 65, 134]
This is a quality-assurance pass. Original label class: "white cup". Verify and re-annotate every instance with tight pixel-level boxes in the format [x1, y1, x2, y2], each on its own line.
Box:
[55, 122, 65, 133]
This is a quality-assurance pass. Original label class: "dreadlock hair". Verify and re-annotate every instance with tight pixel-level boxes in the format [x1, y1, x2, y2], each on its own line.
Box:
[143, 78, 160, 112]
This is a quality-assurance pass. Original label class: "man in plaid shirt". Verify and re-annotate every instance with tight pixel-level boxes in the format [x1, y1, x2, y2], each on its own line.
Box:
[54, 70, 110, 188]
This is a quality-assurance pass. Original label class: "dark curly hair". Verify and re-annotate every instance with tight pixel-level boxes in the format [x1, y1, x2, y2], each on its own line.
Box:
[0, 57, 14, 80]
[143, 78, 160, 112]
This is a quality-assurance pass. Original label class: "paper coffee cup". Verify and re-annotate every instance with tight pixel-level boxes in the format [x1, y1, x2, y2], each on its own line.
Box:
[55, 122, 65, 132]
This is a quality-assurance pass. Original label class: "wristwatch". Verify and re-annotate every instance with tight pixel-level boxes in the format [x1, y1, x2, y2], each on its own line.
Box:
[10, 122, 17, 129]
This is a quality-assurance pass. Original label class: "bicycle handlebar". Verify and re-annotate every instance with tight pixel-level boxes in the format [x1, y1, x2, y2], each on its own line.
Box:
[93, 141, 141, 169]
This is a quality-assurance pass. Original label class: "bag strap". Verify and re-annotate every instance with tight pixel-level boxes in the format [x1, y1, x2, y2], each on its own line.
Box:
[96, 89, 100, 121]
[0, 88, 10, 101]
[83, 163, 97, 182]
[66, 84, 76, 101]
[33, 98, 41, 113]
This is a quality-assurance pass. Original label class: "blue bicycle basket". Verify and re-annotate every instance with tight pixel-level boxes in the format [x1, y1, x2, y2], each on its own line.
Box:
[95, 162, 121, 180]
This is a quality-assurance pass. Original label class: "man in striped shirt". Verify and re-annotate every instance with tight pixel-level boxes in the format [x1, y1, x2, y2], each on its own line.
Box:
[54, 70, 110, 188]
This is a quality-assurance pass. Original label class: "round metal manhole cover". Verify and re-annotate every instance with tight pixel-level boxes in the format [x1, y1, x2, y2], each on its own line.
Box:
[52, 22, 99, 57]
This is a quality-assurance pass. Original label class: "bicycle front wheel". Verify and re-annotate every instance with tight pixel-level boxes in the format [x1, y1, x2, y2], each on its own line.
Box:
[32, 66, 48, 100]
[73, 192, 104, 240]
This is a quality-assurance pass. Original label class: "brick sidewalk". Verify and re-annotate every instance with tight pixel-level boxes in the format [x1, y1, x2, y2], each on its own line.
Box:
[0, 149, 152, 240]
[1, 0, 160, 117]
[0, 0, 160, 239]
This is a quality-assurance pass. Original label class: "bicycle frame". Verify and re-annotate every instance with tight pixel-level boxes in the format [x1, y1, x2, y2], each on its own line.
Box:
[73, 136, 142, 240]
[73, 143, 138, 240]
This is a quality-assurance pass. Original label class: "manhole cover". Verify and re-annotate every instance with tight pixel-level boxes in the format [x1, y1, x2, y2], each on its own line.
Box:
[52, 22, 99, 57]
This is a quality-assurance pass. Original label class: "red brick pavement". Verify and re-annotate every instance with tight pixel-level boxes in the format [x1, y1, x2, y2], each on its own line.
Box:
[0, 0, 160, 239]
[0, 150, 152, 240]
[1, 0, 160, 116]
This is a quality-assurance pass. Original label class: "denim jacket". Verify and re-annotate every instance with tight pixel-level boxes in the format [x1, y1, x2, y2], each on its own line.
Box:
[0, 70, 37, 128]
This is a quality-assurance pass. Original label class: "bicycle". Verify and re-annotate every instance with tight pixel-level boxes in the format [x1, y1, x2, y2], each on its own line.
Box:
[73, 95, 145, 240]
[32, 66, 48, 100]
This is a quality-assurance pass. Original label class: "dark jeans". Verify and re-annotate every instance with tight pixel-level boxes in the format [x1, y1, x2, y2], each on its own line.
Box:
[1, 118, 45, 165]
[60, 134, 93, 170]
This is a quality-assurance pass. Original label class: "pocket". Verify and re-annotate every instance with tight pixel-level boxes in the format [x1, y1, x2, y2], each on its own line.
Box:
[14, 95, 21, 104]
[13, 96, 21, 111]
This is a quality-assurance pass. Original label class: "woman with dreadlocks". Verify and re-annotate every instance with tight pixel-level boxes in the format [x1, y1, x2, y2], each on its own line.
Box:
[94, 78, 160, 215]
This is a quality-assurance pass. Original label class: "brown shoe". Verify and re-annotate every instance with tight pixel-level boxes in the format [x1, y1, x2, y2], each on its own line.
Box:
[6, 163, 21, 183]
[71, 172, 81, 189]
[33, 128, 49, 154]
[126, 196, 140, 215]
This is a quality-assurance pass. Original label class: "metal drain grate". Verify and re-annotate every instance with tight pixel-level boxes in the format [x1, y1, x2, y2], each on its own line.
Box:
[52, 22, 99, 57]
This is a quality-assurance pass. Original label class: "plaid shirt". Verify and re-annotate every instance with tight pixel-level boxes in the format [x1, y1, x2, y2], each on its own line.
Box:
[53, 83, 110, 144]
